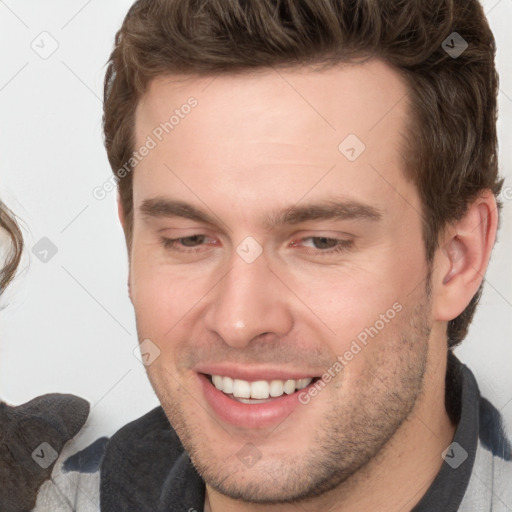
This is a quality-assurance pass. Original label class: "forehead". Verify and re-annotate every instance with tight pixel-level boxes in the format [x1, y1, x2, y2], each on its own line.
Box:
[132, 60, 417, 227]
[136, 59, 409, 132]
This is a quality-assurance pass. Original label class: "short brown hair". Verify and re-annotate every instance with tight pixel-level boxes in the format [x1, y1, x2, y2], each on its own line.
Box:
[103, 0, 503, 348]
[0, 201, 23, 294]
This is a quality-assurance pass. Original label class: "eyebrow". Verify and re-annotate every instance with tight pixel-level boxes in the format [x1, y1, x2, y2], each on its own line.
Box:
[139, 197, 382, 231]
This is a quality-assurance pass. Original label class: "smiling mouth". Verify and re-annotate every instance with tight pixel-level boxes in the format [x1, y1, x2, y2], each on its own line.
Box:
[206, 374, 320, 403]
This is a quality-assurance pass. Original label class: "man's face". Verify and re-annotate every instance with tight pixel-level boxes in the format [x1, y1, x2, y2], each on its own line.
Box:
[128, 60, 433, 502]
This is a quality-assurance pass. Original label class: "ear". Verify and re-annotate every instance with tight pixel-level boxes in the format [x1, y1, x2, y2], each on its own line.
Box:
[117, 194, 126, 229]
[432, 190, 498, 321]
[117, 195, 133, 303]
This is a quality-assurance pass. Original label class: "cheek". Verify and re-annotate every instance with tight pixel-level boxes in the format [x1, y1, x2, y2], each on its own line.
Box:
[290, 256, 424, 358]
[130, 252, 175, 334]
[290, 265, 404, 327]
[129, 254, 211, 340]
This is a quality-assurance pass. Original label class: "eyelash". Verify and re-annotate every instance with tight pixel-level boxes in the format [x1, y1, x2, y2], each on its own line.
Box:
[160, 235, 353, 255]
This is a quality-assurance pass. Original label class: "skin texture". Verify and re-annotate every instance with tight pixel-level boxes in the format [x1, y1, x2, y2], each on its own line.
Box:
[120, 60, 497, 511]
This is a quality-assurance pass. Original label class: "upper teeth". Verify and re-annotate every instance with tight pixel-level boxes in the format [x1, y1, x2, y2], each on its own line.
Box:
[211, 375, 312, 399]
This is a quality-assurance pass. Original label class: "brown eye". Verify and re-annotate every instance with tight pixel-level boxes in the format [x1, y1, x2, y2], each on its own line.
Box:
[160, 234, 216, 253]
[290, 236, 353, 254]
[180, 235, 207, 247]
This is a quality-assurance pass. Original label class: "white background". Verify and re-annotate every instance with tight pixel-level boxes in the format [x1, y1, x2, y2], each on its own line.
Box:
[0, 0, 511, 450]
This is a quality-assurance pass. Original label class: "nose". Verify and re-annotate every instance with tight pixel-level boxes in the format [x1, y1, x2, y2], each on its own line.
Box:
[203, 246, 293, 349]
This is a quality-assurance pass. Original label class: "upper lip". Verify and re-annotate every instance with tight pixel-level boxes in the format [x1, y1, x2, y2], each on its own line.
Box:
[194, 364, 319, 382]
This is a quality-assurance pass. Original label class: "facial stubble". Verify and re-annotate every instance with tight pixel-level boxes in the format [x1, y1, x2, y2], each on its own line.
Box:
[142, 289, 431, 505]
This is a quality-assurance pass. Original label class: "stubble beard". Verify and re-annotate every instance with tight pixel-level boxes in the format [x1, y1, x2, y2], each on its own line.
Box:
[144, 292, 432, 505]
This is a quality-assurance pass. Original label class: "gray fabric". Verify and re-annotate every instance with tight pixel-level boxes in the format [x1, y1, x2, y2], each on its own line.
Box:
[0, 393, 89, 512]
[412, 355, 512, 510]
[412, 353, 479, 510]
[99, 406, 204, 511]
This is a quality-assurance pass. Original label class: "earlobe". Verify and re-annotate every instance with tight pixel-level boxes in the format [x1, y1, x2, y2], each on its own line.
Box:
[118, 195, 133, 302]
[433, 190, 498, 321]
[117, 195, 126, 229]
[128, 278, 133, 303]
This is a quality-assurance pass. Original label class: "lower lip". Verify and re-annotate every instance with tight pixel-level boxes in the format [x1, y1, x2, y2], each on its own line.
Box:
[198, 373, 314, 429]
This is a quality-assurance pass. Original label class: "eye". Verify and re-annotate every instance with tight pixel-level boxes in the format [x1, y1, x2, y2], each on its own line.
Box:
[160, 234, 216, 253]
[290, 236, 353, 254]
[159, 234, 353, 256]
